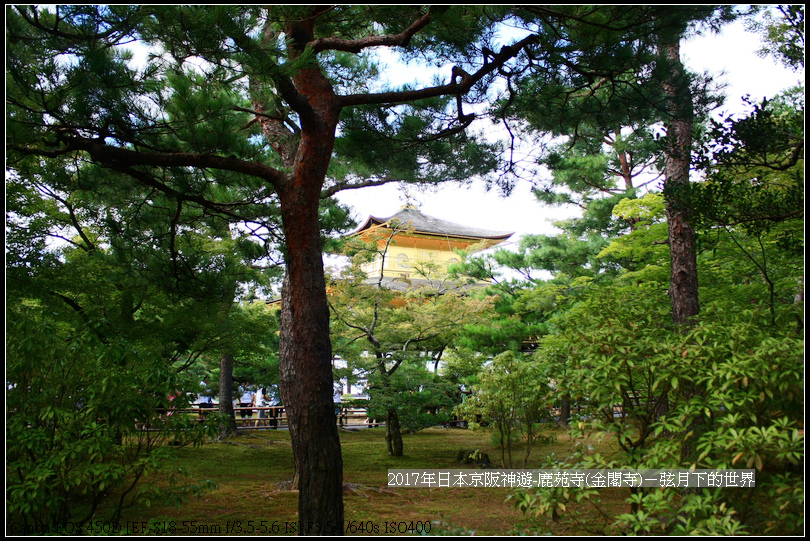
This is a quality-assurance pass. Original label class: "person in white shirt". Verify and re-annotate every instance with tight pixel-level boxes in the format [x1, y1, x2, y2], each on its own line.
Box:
[252, 387, 266, 428]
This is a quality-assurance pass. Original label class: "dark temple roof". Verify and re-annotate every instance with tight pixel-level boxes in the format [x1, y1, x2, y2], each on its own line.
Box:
[353, 207, 513, 241]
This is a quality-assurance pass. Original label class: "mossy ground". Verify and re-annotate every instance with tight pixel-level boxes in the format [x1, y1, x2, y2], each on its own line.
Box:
[115, 425, 627, 536]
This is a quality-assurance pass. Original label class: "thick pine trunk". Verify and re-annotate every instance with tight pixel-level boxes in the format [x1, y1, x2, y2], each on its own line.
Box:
[277, 109, 344, 532]
[217, 286, 239, 439]
[661, 36, 699, 326]
[660, 31, 702, 463]
[218, 349, 239, 438]
[278, 206, 344, 532]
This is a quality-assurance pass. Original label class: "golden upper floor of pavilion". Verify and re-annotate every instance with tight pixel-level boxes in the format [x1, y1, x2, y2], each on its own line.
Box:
[350, 206, 513, 286]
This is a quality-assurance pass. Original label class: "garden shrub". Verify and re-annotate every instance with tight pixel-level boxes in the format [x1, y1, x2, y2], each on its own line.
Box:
[6, 306, 216, 534]
[455, 351, 554, 468]
[512, 287, 803, 535]
[367, 363, 458, 432]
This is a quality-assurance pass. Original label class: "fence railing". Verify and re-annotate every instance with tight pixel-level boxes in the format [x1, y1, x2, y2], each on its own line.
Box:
[152, 405, 383, 429]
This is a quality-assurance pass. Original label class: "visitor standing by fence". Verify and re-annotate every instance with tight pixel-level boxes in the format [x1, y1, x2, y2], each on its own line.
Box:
[237, 383, 254, 422]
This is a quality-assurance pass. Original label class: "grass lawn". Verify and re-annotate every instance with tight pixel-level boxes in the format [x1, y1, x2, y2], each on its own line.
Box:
[115, 425, 629, 536]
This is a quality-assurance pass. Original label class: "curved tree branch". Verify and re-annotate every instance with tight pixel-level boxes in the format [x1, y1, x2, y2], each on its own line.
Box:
[337, 34, 538, 108]
[10, 136, 289, 191]
[309, 11, 433, 54]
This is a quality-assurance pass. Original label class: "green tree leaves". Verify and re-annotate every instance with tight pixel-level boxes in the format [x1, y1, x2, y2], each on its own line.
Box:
[455, 351, 553, 468]
[7, 305, 216, 531]
[516, 285, 803, 534]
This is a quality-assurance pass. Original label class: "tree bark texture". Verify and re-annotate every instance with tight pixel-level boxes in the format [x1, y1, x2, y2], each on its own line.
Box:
[660, 30, 704, 464]
[385, 408, 404, 457]
[278, 196, 344, 531]
[266, 15, 346, 532]
[218, 349, 239, 438]
[217, 286, 240, 439]
[661, 35, 700, 325]
[276, 98, 344, 531]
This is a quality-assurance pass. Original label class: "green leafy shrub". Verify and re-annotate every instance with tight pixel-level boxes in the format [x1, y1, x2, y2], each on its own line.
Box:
[513, 287, 803, 535]
[6, 306, 216, 534]
[455, 351, 554, 468]
[367, 363, 458, 432]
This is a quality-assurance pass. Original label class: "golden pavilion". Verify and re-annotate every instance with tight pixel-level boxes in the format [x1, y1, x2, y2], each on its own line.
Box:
[350, 205, 513, 291]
